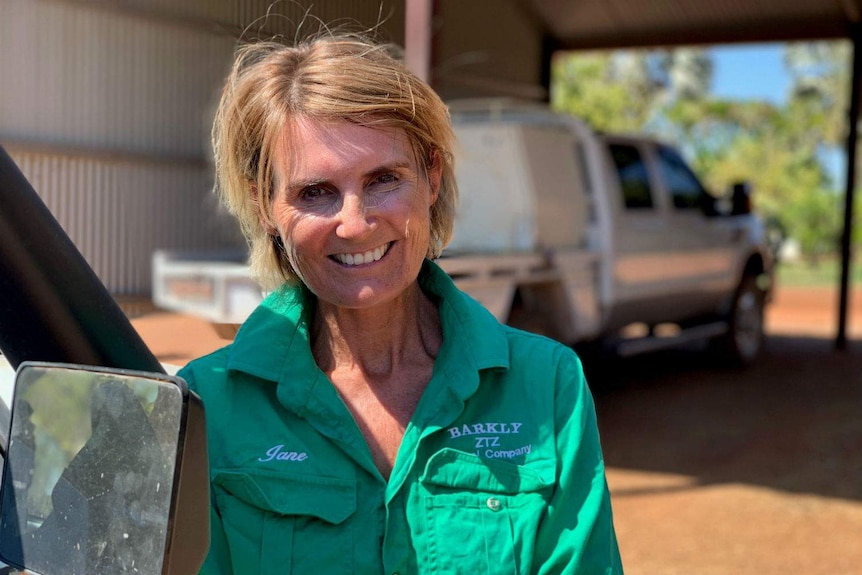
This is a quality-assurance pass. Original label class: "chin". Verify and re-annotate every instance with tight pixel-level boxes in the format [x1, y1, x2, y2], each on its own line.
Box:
[320, 279, 415, 310]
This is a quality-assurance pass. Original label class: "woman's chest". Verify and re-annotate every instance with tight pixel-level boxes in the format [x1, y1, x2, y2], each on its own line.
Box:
[328, 366, 432, 479]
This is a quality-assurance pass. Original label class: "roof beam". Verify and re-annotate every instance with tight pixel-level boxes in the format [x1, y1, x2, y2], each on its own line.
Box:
[556, 18, 857, 51]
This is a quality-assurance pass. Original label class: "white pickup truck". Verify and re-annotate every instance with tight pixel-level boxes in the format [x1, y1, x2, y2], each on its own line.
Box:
[154, 100, 773, 364]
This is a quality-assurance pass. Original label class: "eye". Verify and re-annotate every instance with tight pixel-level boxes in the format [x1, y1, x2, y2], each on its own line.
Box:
[368, 172, 400, 192]
[299, 185, 331, 201]
[294, 184, 339, 212]
[376, 173, 398, 185]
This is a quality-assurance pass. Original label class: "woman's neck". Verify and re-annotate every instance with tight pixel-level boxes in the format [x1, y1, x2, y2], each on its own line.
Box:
[309, 282, 442, 383]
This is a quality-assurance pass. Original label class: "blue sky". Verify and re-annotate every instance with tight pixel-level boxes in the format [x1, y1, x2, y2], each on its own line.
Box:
[710, 43, 789, 104]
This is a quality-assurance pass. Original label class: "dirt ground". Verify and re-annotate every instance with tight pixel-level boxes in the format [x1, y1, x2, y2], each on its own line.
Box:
[130, 285, 862, 575]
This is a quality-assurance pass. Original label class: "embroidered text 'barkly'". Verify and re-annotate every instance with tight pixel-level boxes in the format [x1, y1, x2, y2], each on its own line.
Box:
[447, 422, 523, 439]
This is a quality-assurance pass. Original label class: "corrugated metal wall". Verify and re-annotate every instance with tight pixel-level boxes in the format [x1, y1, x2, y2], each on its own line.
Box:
[1, 0, 235, 156]
[6, 148, 234, 293]
[0, 0, 405, 295]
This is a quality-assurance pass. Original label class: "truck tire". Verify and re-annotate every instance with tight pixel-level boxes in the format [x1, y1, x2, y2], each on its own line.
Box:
[714, 275, 765, 366]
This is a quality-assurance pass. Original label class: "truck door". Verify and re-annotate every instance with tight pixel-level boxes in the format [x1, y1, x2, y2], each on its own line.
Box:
[651, 144, 737, 313]
[605, 140, 677, 327]
[605, 138, 738, 327]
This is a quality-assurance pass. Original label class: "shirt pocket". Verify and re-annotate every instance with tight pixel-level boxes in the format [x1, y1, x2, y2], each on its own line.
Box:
[418, 448, 554, 575]
[212, 469, 356, 575]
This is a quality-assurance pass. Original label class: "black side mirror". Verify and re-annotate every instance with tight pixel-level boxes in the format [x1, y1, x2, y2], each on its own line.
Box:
[0, 362, 209, 575]
[730, 182, 752, 215]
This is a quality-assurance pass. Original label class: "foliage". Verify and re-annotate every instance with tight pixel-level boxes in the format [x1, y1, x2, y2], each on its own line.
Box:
[551, 52, 651, 133]
[784, 188, 843, 261]
[551, 41, 851, 262]
[784, 42, 851, 146]
[551, 48, 713, 133]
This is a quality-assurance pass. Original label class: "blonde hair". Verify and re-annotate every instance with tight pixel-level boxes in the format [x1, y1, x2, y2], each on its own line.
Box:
[212, 33, 458, 290]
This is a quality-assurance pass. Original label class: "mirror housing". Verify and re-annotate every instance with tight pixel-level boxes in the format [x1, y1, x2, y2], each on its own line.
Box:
[0, 362, 208, 575]
[730, 181, 753, 215]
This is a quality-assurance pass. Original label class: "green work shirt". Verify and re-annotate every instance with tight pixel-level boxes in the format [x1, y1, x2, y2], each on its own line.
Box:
[179, 259, 623, 575]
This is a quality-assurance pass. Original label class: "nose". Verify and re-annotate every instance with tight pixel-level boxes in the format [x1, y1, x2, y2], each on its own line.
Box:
[336, 193, 375, 238]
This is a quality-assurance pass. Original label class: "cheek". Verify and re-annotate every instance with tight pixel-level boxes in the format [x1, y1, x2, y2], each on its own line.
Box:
[279, 227, 319, 287]
[273, 203, 310, 243]
[273, 209, 322, 273]
[407, 189, 435, 236]
[282, 220, 320, 257]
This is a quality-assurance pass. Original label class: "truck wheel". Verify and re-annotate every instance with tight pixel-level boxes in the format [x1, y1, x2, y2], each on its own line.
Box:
[715, 275, 765, 366]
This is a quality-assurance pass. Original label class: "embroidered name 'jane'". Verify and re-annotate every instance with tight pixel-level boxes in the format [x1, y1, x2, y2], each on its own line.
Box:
[258, 444, 308, 462]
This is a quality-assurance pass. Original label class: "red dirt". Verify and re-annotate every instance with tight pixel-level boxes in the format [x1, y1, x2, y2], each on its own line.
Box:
[766, 285, 862, 338]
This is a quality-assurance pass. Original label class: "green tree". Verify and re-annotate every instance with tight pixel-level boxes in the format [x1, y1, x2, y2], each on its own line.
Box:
[784, 189, 842, 263]
[551, 51, 651, 132]
[784, 41, 851, 146]
[551, 48, 713, 132]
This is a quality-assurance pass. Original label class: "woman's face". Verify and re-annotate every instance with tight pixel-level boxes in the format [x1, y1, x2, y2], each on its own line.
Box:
[269, 117, 439, 310]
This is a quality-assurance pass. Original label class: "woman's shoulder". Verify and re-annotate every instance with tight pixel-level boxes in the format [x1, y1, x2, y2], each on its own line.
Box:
[434, 270, 583, 379]
[176, 345, 261, 431]
[500, 323, 582, 368]
[176, 345, 233, 394]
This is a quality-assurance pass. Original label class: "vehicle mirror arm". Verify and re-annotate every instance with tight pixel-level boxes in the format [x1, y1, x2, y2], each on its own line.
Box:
[0, 146, 163, 373]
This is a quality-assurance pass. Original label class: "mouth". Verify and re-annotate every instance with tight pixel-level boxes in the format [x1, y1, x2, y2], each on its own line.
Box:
[331, 242, 393, 266]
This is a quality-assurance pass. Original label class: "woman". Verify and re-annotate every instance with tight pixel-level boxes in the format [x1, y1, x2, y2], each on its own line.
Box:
[179, 32, 623, 575]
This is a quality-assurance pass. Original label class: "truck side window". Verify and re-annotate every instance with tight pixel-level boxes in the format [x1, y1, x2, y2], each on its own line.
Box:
[609, 144, 653, 209]
[657, 145, 706, 209]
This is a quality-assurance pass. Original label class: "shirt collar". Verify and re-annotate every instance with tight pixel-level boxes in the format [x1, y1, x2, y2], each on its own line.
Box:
[226, 282, 317, 383]
[419, 259, 509, 372]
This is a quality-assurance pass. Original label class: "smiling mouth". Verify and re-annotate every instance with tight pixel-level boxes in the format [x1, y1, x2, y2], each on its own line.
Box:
[331, 242, 393, 266]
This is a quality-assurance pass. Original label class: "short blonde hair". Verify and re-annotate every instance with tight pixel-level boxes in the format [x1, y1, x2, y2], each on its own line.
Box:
[212, 33, 458, 290]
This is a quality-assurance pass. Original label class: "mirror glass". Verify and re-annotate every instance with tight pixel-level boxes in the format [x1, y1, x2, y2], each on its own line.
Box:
[0, 363, 183, 575]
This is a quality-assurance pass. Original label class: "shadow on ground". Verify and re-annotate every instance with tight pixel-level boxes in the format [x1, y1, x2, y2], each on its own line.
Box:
[585, 335, 862, 502]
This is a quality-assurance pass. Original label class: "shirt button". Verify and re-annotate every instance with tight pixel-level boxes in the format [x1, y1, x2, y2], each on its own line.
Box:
[486, 497, 502, 511]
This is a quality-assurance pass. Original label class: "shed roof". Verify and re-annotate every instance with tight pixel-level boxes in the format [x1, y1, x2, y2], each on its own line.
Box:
[526, 0, 862, 49]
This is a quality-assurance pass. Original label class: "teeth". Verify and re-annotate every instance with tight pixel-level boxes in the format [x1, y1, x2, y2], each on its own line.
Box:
[334, 243, 390, 266]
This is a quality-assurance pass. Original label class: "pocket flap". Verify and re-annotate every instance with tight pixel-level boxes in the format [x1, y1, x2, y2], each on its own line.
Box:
[213, 469, 356, 525]
[420, 448, 554, 493]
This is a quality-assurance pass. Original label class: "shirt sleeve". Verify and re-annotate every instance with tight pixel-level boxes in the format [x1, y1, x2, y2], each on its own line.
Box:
[533, 350, 624, 575]
[177, 365, 235, 575]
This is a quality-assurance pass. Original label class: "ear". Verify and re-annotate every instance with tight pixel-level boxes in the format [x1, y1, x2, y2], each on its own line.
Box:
[250, 180, 279, 236]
